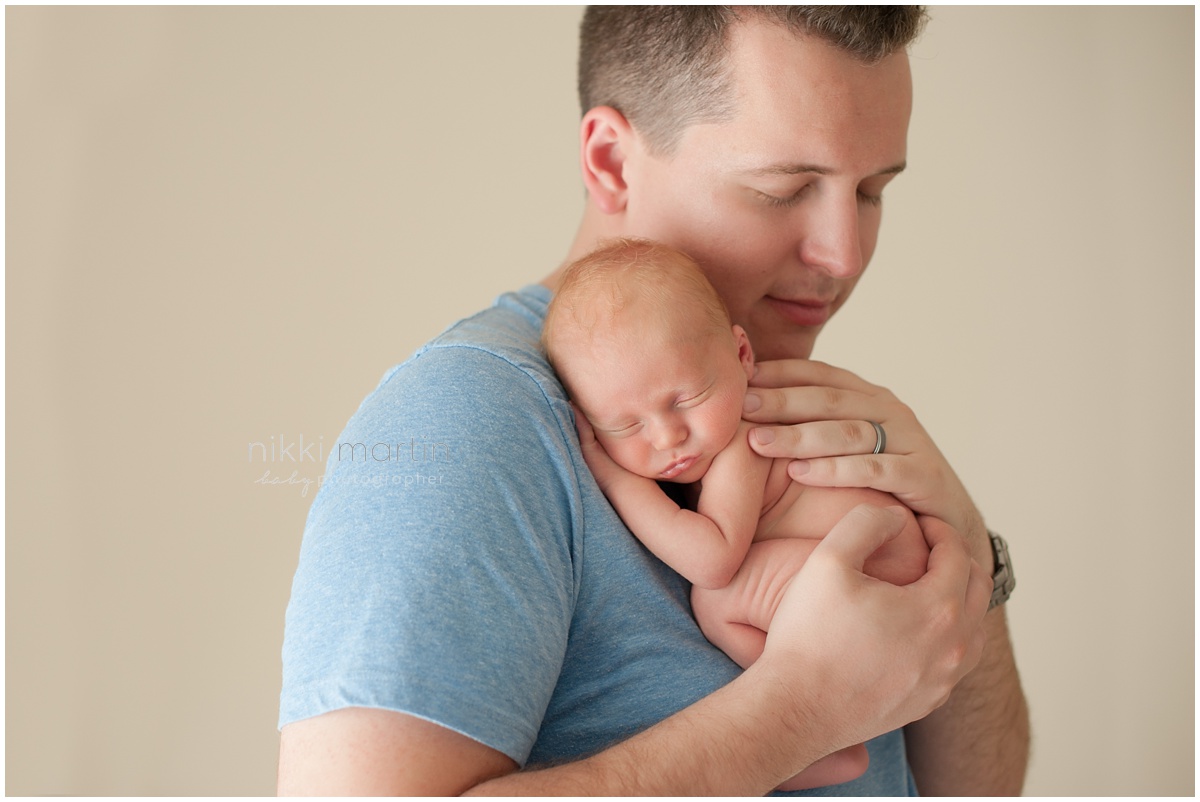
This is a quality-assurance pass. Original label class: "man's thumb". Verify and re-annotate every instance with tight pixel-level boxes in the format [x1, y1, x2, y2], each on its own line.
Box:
[813, 504, 908, 571]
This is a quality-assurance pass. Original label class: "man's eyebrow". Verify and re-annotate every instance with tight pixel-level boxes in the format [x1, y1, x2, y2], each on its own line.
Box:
[743, 162, 907, 178]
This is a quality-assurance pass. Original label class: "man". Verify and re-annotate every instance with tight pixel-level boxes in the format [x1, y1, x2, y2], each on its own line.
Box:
[278, 7, 1029, 794]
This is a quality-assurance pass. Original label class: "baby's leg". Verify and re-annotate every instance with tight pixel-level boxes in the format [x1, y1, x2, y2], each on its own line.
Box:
[691, 538, 818, 669]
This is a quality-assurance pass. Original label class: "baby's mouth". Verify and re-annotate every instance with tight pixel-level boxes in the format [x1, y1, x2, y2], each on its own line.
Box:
[660, 456, 697, 480]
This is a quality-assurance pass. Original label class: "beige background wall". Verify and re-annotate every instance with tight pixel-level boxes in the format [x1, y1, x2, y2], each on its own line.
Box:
[6, 6, 1193, 795]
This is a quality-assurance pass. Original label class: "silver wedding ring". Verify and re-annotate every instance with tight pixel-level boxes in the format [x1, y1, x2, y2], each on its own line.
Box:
[869, 421, 887, 455]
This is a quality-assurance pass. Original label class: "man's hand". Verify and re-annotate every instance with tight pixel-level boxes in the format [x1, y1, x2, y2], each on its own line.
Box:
[742, 359, 991, 569]
[758, 506, 991, 752]
[745, 360, 1030, 794]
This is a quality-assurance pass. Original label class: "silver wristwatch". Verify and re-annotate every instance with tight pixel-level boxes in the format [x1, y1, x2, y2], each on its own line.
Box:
[987, 530, 1015, 610]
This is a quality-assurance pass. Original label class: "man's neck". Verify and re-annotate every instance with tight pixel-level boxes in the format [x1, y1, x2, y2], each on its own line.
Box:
[541, 204, 622, 292]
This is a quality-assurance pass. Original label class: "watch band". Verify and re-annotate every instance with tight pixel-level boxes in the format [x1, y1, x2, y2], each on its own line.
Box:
[987, 530, 1015, 610]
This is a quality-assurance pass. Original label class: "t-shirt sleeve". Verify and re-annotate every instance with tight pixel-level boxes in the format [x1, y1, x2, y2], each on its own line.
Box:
[278, 344, 580, 765]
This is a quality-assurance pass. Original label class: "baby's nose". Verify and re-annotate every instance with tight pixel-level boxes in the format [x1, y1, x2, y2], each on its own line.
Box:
[651, 418, 688, 450]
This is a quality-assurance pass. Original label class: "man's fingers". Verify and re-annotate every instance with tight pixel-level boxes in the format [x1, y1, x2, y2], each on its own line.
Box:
[966, 557, 994, 620]
[915, 515, 970, 586]
[743, 385, 881, 425]
[750, 358, 879, 393]
[783, 454, 925, 499]
[914, 515, 991, 680]
[812, 504, 910, 572]
[915, 515, 990, 607]
[742, 385, 898, 439]
[748, 419, 899, 460]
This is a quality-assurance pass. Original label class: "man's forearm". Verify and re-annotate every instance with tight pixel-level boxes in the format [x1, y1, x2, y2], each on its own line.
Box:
[904, 607, 1030, 795]
[471, 508, 992, 796]
[467, 659, 829, 796]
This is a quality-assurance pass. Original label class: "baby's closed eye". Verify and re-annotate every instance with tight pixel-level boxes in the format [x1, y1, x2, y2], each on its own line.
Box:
[597, 421, 642, 438]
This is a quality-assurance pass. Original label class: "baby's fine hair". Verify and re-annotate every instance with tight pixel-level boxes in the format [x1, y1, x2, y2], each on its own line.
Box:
[542, 238, 732, 375]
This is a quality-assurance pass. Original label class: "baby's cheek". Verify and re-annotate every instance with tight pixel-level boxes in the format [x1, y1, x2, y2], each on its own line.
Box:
[604, 439, 657, 480]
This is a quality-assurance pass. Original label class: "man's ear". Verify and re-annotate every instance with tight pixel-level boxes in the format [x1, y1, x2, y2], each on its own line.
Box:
[580, 106, 633, 215]
[731, 325, 756, 380]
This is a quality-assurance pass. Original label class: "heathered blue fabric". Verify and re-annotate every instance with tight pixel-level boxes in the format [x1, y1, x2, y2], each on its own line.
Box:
[279, 285, 916, 795]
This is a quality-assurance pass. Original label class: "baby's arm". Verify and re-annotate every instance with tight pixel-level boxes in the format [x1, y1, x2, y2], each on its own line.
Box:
[575, 411, 768, 589]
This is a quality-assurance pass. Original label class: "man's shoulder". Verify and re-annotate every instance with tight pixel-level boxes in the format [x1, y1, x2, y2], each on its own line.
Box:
[422, 285, 552, 369]
[303, 283, 581, 556]
[386, 285, 561, 403]
[340, 286, 559, 421]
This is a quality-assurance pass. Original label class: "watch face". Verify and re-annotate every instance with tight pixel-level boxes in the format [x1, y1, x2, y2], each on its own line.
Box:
[988, 532, 1014, 609]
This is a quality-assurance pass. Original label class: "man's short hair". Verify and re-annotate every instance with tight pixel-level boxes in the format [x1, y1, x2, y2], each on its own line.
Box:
[578, 6, 928, 156]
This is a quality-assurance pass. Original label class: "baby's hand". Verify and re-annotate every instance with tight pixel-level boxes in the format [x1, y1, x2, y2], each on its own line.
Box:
[571, 404, 629, 493]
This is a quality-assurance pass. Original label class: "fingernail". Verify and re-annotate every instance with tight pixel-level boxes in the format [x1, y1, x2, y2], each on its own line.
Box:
[753, 427, 774, 444]
[789, 459, 810, 476]
[743, 392, 762, 413]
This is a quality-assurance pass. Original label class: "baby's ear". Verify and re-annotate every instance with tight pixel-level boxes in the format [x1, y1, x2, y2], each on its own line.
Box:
[731, 325, 755, 379]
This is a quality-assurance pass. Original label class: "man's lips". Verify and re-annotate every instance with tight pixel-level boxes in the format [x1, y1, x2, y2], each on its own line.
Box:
[660, 456, 697, 480]
[766, 295, 835, 327]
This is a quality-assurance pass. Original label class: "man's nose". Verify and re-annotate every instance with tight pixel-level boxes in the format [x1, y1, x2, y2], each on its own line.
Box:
[799, 194, 864, 279]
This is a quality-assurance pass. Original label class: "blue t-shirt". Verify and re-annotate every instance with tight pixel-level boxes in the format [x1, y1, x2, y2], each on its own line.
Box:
[279, 286, 917, 796]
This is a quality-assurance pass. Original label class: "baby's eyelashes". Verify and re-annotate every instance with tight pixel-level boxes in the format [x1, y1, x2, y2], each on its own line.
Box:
[675, 382, 716, 409]
[597, 421, 641, 437]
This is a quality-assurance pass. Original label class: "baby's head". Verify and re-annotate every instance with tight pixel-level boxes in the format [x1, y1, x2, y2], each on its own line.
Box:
[544, 239, 755, 484]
